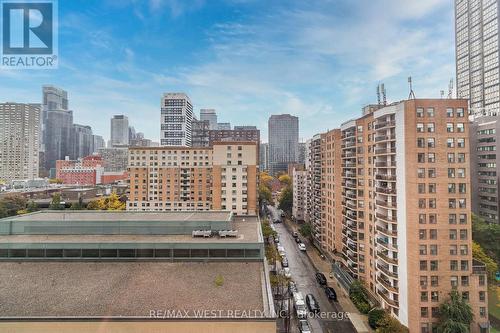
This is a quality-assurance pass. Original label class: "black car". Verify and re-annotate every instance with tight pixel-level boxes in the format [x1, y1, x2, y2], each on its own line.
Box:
[281, 257, 289, 267]
[325, 286, 337, 301]
[315, 272, 327, 286]
[292, 231, 299, 238]
[295, 237, 301, 243]
[305, 294, 320, 313]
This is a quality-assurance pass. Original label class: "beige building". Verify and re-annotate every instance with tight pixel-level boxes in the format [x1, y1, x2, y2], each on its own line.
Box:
[309, 99, 489, 333]
[127, 142, 257, 215]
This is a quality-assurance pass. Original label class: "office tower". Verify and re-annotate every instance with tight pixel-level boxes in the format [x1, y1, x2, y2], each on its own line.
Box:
[42, 85, 73, 170]
[71, 124, 93, 159]
[92, 135, 105, 152]
[200, 109, 218, 130]
[128, 126, 136, 144]
[305, 99, 488, 332]
[160, 93, 193, 146]
[470, 114, 500, 223]
[192, 119, 210, 147]
[127, 142, 258, 215]
[110, 115, 129, 147]
[268, 114, 299, 175]
[455, 0, 500, 112]
[259, 143, 269, 171]
[0, 103, 40, 181]
[217, 122, 231, 130]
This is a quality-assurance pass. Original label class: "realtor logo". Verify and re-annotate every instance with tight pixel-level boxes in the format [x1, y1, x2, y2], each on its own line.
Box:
[1, 0, 58, 68]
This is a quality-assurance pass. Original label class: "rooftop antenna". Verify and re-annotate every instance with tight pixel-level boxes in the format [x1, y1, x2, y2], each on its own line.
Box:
[440, 90, 445, 99]
[382, 83, 387, 106]
[448, 79, 454, 99]
[377, 84, 381, 106]
[408, 76, 416, 100]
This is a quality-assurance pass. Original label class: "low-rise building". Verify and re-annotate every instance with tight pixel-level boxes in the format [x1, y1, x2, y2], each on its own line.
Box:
[55, 155, 104, 185]
[0, 210, 276, 333]
[127, 142, 258, 215]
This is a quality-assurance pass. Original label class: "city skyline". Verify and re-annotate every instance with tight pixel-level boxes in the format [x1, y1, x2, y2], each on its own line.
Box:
[0, 0, 455, 141]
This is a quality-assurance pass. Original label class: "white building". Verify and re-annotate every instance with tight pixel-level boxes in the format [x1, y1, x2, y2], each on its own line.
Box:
[292, 168, 307, 221]
[455, 0, 500, 112]
[0, 103, 40, 181]
[160, 93, 193, 146]
[110, 115, 129, 147]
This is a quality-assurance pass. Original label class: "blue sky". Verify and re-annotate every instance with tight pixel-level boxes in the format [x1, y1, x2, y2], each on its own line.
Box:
[0, 0, 455, 142]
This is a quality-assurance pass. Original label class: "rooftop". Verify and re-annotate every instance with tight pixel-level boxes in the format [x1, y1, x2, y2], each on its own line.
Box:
[0, 261, 271, 318]
[4, 210, 232, 223]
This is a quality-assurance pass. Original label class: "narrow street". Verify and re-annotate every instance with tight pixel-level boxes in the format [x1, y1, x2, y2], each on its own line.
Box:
[269, 206, 356, 333]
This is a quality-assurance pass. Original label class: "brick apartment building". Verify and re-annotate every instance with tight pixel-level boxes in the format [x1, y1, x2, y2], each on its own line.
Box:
[127, 142, 258, 215]
[297, 99, 489, 333]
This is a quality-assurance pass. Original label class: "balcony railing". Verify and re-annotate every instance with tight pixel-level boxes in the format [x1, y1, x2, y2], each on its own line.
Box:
[376, 225, 397, 237]
[377, 251, 398, 265]
[376, 275, 399, 293]
[377, 289, 399, 307]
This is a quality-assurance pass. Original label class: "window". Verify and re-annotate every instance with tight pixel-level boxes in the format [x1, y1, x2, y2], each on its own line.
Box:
[457, 153, 465, 163]
[457, 123, 465, 133]
[430, 245, 438, 255]
[427, 123, 435, 133]
[430, 229, 437, 239]
[460, 229, 468, 240]
[457, 168, 466, 178]
[448, 153, 455, 163]
[418, 168, 425, 178]
[457, 138, 465, 148]
[450, 260, 458, 270]
[420, 245, 427, 255]
[431, 276, 439, 287]
[420, 260, 428, 270]
[427, 108, 435, 117]
[456, 108, 464, 117]
[419, 229, 427, 240]
[428, 153, 435, 163]
[421, 291, 428, 302]
[431, 291, 439, 301]
[417, 123, 424, 132]
[449, 214, 457, 224]
[448, 168, 455, 178]
[450, 245, 458, 255]
[451, 275, 458, 287]
[417, 138, 425, 148]
[419, 214, 427, 224]
[447, 138, 454, 148]
[421, 307, 428, 318]
[447, 123, 454, 132]
[446, 108, 454, 117]
[420, 276, 428, 288]
[429, 183, 436, 193]
[461, 276, 469, 286]
[417, 108, 424, 117]
[418, 153, 426, 163]
[461, 260, 469, 271]
[449, 229, 457, 240]
[428, 168, 436, 178]
[427, 138, 435, 148]
[448, 183, 456, 193]
[419, 199, 426, 208]
[418, 183, 426, 193]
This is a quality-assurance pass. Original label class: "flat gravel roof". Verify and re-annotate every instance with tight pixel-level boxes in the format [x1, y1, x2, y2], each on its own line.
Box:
[0, 261, 268, 318]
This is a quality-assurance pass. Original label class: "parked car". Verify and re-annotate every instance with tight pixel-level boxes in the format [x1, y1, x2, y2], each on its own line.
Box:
[315, 272, 327, 286]
[282, 257, 289, 267]
[288, 281, 298, 294]
[295, 237, 301, 243]
[305, 294, 320, 313]
[298, 243, 306, 251]
[277, 246, 286, 257]
[281, 211, 286, 218]
[325, 286, 337, 301]
[298, 319, 312, 333]
[283, 267, 291, 278]
[274, 235, 280, 243]
[292, 231, 299, 238]
[293, 292, 307, 318]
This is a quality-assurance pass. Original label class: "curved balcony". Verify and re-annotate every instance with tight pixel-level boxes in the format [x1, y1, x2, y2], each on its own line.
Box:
[375, 174, 396, 181]
[374, 134, 395, 143]
[377, 289, 399, 308]
[376, 199, 397, 209]
[376, 275, 399, 294]
[376, 237, 398, 252]
[377, 251, 397, 265]
[376, 225, 397, 237]
[375, 187, 396, 195]
[374, 147, 396, 155]
[377, 262, 398, 279]
[375, 212, 397, 223]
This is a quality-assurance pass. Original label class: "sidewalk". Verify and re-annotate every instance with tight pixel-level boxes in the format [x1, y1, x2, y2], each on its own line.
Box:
[283, 219, 372, 333]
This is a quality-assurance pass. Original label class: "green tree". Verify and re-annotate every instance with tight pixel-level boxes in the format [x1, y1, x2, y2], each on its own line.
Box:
[299, 223, 312, 238]
[49, 193, 64, 210]
[278, 186, 292, 215]
[376, 313, 408, 333]
[472, 214, 500, 263]
[437, 289, 473, 333]
[472, 241, 498, 281]
[368, 308, 386, 329]
[258, 184, 272, 204]
[0, 194, 27, 217]
[69, 197, 85, 210]
[26, 200, 38, 213]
